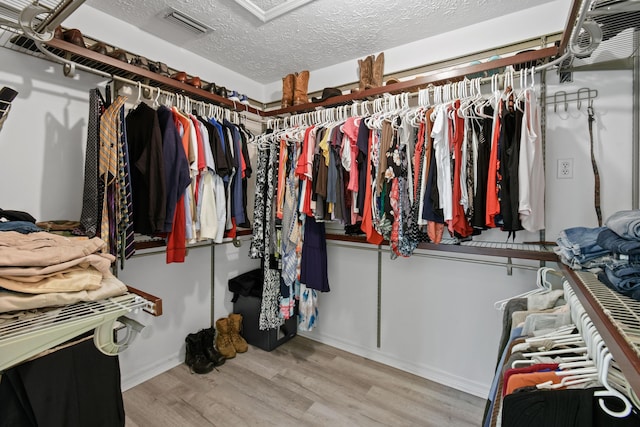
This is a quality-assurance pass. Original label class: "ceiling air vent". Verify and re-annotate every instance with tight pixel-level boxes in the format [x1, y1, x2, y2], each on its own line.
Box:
[163, 8, 212, 34]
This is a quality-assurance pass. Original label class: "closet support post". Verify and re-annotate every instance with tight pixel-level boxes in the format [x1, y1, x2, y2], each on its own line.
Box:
[377, 245, 382, 349]
[211, 244, 216, 327]
[539, 67, 547, 268]
[633, 30, 640, 209]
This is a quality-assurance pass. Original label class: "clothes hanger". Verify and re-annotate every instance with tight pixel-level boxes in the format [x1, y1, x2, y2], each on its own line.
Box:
[594, 351, 634, 418]
[135, 81, 142, 105]
[152, 88, 161, 108]
[493, 267, 556, 310]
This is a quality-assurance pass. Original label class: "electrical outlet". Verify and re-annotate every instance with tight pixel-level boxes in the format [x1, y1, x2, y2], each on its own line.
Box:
[557, 158, 573, 179]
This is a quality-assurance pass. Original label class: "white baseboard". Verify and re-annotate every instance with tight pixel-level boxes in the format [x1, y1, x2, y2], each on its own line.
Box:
[120, 352, 182, 391]
[299, 331, 490, 399]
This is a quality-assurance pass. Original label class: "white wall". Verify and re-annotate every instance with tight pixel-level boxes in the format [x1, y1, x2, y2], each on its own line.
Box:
[264, 0, 572, 103]
[545, 69, 634, 235]
[0, 49, 104, 220]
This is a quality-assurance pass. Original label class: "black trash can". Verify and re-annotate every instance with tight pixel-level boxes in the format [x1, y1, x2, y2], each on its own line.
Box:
[233, 295, 297, 351]
[229, 269, 297, 352]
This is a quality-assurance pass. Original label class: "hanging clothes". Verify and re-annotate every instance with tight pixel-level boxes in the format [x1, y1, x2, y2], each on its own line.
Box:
[499, 99, 524, 235]
[518, 89, 545, 232]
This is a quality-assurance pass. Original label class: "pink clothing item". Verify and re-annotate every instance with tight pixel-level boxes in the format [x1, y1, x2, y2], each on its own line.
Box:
[295, 126, 314, 178]
[342, 116, 360, 142]
[347, 135, 359, 192]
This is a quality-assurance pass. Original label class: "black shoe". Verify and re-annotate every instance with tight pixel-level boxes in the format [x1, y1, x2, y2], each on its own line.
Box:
[200, 327, 226, 367]
[185, 332, 215, 374]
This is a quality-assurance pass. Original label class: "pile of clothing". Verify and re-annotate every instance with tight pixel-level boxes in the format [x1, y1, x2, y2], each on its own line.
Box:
[596, 210, 640, 301]
[0, 219, 127, 313]
[554, 226, 611, 270]
[555, 210, 640, 301]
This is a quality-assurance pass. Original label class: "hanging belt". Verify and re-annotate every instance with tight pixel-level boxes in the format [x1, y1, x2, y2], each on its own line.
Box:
[588, 103, 602, 226]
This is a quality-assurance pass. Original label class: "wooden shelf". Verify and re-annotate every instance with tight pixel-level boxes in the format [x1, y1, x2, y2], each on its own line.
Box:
[133, 229, 253, 251]
[560, 264, 640, 398]
[263, 46, 559, 117]
[38, 38, 263, 116]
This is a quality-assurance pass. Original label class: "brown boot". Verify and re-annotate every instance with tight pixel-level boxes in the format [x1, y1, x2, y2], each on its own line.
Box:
[293, 70, 309, 106]
[368, 52, 385, 89]
[358, 55, 373, 92]
[228, 313, 249, 353]
[281, 73, 294, 108]
[215, 317, 236, 359]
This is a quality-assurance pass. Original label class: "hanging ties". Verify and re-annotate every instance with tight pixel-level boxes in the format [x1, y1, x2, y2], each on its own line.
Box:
[587, 101, 602, 226]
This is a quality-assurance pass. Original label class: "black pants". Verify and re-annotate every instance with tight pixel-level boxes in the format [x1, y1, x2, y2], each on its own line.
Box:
[0, 337, 125, 427]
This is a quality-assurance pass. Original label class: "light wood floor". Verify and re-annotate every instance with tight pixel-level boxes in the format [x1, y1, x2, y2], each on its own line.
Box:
[123, 336, 485, 426]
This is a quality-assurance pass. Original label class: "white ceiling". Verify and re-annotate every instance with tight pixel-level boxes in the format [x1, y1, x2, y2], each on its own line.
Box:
[85, 0, 556, 84]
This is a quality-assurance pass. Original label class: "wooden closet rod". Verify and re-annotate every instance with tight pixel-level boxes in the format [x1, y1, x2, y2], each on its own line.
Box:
[263, 46, 558, 117]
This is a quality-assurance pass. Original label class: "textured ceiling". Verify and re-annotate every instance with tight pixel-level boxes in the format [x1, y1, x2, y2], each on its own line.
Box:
[85, 0, 554, 84]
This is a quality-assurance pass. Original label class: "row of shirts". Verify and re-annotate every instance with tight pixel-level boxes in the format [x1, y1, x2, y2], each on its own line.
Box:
[264, 90, 544, 258]
[81, 90, 253, 265]
[125, 101, 253, 262]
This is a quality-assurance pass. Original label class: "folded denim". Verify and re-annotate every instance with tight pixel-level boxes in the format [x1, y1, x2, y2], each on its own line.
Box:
[605, 209, 640, 240]
[553, 232, 611, 270]
[0, 221, 42, 234]
[606, 259, 640, 277]
[557, 226, 607, 257]
[597, 228, 640, 255]
[556, 252, 611, 270]
[598, 269, 640, 302]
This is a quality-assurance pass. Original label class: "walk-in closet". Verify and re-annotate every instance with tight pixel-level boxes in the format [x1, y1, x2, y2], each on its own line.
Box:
[1, 0, 640, 426]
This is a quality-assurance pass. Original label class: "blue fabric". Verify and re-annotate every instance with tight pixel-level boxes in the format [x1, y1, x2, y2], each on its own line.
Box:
[0, 221, 42, 234]
[210, 119, 229, 184]
[224, 120, 245, 226]
[557, 226, 608, 257]
[555, 226, 612, 269]
[598, 259, 640, 301]
[299, 216, 330, 292]
[605, 209, 640, 240]
[598, 269, 640, 301]
[597, 228, 640, 255]
[156, 106, 190, 233]
[484, 326, 523, 427]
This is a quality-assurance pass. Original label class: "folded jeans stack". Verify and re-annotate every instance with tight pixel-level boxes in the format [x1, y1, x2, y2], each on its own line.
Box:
[554, 226, 611, 270]
[595, 210, 640, 301]
[598, 259, 640, 301]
